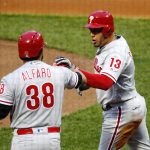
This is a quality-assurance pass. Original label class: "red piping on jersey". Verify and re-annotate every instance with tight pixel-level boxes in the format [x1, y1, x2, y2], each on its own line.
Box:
[101, 72, 117, 82]
[0, 100, 13, 105]
[80, 70, 114, 90]
[107, 107, 122, 150]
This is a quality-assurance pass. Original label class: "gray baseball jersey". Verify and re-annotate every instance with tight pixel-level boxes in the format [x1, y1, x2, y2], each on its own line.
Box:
[0, 60, 78, 129]
[94, 36, 137, 107]
[94, 36, 150, 149]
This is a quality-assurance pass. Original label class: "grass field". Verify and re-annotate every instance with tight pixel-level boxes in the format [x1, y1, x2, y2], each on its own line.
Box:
[0, 14, 150, 150]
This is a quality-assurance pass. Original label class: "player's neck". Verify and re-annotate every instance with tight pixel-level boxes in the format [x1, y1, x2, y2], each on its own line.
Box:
[101, 33, 116, 47]
[22, 53, 43, 64]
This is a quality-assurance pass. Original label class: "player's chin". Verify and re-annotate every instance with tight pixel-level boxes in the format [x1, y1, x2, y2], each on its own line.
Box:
[94, 44, 99, 47]
[92, 42, 99, 47]
[92, 41, 98, 47]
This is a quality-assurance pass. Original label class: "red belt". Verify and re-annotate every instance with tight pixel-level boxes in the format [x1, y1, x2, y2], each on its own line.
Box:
[16, 127, 60, 135]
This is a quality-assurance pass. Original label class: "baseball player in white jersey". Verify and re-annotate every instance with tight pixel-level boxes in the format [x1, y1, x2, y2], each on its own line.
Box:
[55, 10, 150, 150]
[0, 31, 86, 150]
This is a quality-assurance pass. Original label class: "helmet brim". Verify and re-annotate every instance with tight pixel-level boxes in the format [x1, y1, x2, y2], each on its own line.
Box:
[84, 24, 104, 29]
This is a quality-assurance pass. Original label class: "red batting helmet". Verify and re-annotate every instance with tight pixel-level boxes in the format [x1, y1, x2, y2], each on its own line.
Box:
[18, 31, 44, 59]
[85, 10, 114, 37]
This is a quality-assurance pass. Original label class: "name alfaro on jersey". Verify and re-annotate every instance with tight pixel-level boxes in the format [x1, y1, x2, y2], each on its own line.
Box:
[21, 67, 51, 81]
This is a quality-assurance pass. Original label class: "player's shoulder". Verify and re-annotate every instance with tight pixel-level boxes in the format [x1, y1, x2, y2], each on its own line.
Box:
[0, 70, 16, 83]
[1, 65, 23, 81]
[108, 36, 129, 54]
[112, 35, 127, 49]
[53, 65, 72, 73]
[53, 66, 75, 79]
[116, 35, 128, 47]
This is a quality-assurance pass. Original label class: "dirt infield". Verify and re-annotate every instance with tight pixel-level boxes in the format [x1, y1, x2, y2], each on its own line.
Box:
[0, 0, 150, 127]
[0, 0, 150, 18]
[0, 40, 96, 127]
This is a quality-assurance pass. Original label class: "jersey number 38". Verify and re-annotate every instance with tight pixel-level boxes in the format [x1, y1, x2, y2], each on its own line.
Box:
[26, 82, 54, 110]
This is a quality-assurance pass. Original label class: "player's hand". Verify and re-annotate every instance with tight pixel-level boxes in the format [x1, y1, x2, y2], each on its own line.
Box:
[76, 84, 90, 96]
[54, 56, 72, 69]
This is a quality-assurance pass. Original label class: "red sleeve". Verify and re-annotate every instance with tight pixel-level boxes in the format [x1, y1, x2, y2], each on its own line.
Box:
[80, 69, 114, 90]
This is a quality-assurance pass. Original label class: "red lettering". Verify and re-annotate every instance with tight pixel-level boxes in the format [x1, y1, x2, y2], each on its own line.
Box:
[26, 85, 40, 110]
[41, 68, 46, 78]
[31, 69, 36, 78]
[110, 57, 121, 69]
[0, 83, 4, 94]
[26, 71, 32, 80]
[37, 69, 41, 78]
[26, 83, 54, 110]
[22, 72, 28, 81]
[94, 58, 102, 73]
[94, 65, 102, 73]
[47, 69, 51, 78]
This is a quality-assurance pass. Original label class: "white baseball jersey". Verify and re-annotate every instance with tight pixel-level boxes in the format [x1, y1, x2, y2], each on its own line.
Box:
[94, 36, 137, 107]
[0, 60, 79, 129]
[94, 35, 150, 149]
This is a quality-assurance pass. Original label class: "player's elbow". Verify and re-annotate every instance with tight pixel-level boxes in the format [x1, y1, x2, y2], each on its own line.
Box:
[79, 70, 114, 90]
[101, 84, 112, 91]
[86, 77, 114, 90]
[92, 83, 112, 90]
[0, 113, 8, 120]
[0, 104, 11, 120]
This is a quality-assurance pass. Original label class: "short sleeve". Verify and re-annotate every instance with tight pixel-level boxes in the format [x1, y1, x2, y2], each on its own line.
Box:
[0, 79, 14, 106]
[100, 53, 125, 82]
[63, 68, 78, 89]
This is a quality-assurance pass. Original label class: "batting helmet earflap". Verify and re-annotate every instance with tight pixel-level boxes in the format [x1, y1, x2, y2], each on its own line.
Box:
[18, 31, 44, 60]
[85, 10, 114, 37]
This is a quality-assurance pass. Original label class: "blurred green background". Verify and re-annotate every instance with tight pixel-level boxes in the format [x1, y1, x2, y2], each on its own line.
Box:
[0, 1, 150, 149]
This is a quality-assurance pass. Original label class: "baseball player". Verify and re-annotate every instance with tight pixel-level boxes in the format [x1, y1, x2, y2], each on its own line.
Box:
[54, 10, 150, 149]
[0, 31, 86, 150]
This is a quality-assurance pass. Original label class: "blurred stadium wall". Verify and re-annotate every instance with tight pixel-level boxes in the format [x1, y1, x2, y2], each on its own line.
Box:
[0, 0, 150, 18]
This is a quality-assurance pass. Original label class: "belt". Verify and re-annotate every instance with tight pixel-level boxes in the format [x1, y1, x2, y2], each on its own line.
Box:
[102, 100, 130, 111]
[15, 127, 60, 135]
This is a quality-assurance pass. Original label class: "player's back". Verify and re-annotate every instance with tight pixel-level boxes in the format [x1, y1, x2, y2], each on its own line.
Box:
[2, 60, 75, 129]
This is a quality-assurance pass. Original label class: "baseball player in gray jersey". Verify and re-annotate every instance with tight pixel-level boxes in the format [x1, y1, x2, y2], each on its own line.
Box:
[0, 31, 86, 150]
[55, 10, 150, 150]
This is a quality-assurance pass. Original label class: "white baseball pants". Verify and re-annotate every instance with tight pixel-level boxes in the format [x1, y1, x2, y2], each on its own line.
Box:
[98, 94, 150, 150]
[11, 133, 60, 150]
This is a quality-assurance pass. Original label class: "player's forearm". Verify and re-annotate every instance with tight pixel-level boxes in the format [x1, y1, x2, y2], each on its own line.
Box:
[80, 69, 114, 90]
